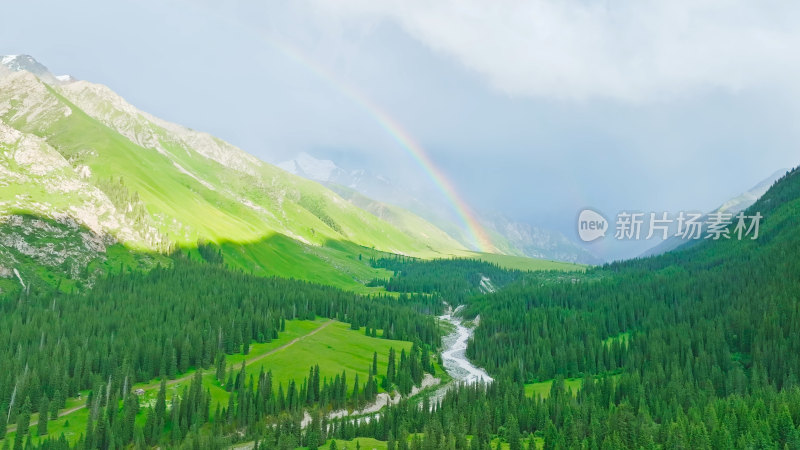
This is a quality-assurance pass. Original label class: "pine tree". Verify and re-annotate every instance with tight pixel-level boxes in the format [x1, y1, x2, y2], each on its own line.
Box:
[170, 393, 181, 442]
[155, 378, 167, 431]
[313, 365, 321, 403]
[95, 415, 109, 450]
[15, 397, 31, 437]
[775, 404, 795, 447]
[215, 353, 226, 382]
[84, 416, 95, 450]
[0, 404, 6, 440]
[143, 408, 156, 445]
[37, 396, 49, 436]
[122, 393, 139, 443]
[387, 348, 396, 383]
[50, 390, 62, 417]
[352, 374, 360, 406]
[421, 346, 431, 373]
[168, 348, 178, 378]
[506, 415, 522, 450]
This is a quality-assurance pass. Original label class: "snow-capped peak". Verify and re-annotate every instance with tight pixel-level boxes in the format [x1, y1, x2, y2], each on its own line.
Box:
[1, 55, 20, 65]
[0, 54, 76, 83]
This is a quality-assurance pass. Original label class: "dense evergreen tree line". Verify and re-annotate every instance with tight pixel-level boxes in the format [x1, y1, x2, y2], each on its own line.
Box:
[196, 240, 224, 265]
[0, 257, 439, 446]
[19, 344, 432, 450]
[466, 170, 800, 384]
[368, 256, 525, 305]
[321, 375, 800, 449]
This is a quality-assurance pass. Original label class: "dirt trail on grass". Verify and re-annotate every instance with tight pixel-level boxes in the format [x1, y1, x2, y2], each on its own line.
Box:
[5, 320, 333, 434]
[237, 319, 332, 368]
[6, 401, 86, 434]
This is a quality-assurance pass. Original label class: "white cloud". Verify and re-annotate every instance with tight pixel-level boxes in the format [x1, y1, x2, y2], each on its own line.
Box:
[311, 0, 800, 102]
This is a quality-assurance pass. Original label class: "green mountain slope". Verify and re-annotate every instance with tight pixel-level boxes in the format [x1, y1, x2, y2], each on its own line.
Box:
[0, 64, 482, 291]
[324, 183, 467, 249]
[440, 167, 800, 447]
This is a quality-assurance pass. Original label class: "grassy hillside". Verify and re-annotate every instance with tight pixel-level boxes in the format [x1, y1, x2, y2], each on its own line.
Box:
[0, 68, 575, 293]
[323, 183, 467, 252]
[0, 69, 473, 291]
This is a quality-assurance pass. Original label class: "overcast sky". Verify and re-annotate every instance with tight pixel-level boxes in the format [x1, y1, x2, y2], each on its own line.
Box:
[3, 0, 799, 259]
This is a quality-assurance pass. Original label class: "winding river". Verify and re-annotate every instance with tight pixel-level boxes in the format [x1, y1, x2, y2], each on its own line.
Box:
[293, 304, 491, 433]
[245, 303, 495, 447]
[430, 305, 493, 403]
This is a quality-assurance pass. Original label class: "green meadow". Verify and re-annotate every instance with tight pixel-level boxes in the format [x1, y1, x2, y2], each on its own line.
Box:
[524, 373, 623, 399]
[524, 378, 585, 399]
[1, 319, 414, 447]
[200, 320, 414, 410]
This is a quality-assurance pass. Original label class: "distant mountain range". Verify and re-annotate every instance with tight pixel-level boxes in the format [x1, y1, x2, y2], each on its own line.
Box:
[278, 153, 602, 264]
[640, 169, 788, 258]
[482, 215, 603, 264]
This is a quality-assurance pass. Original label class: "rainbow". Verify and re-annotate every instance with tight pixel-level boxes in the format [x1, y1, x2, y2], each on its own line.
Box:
[268, 39, 495, 253]
[199, 11, 495, 252]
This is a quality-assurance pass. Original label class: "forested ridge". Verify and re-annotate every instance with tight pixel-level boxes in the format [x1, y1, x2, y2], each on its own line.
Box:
[321, 168, 800, 448]
[466, 168, 800, 385]
[368, 256, 526, 305]
[0, 256, 438, 449]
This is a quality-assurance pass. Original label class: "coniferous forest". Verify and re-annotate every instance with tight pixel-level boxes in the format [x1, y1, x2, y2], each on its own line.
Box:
[2, 168, 800, 449]
[0, 256, 437, 449]
[3, 4, 798, 449]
